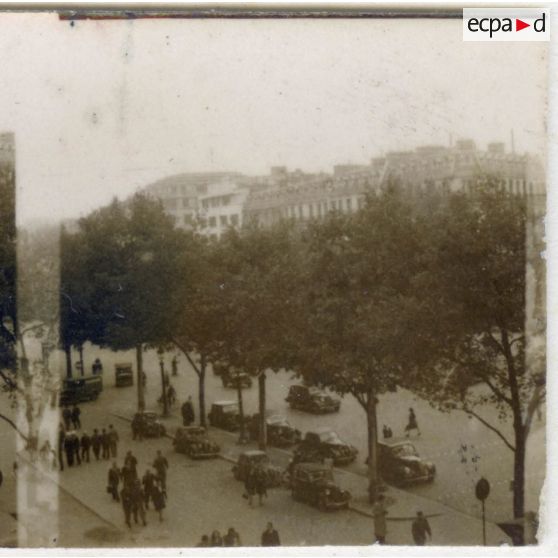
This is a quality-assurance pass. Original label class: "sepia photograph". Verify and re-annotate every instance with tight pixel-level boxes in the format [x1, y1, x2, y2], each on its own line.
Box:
[0, 6, 549, 550]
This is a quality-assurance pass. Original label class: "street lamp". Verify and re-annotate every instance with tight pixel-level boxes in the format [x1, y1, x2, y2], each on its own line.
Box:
[157, 347, 169, 417]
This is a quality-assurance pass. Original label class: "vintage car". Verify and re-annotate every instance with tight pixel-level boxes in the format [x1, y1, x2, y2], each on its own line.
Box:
[221, 370, 253, 389]
[285, 385, 341, 414]
[293, 427, 358, 466]
[291, 462, 351, 511]
[131, 411, 166, 438]
[231, 450, 285, 488]
[173, 426, 220, 459]
[59, 376, 103, 406]
[115, 363, 134, 387]
[377, 441, 436, 486]
[248, 413, 302, 447]
[208, 400, 245, 431]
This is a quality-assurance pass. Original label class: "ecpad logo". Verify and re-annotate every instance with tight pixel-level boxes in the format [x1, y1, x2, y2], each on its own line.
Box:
[463, 8, 550, 41]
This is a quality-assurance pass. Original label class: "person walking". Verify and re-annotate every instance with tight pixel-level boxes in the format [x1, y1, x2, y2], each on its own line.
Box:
[167, 384, 176, 407]
[244, 465, 257, 507]
[405, 407, 421, 437]
[181, 397, 195, 426]
[71, 405, 81, 430]
[151, 483, 166, 522]
[121, 484, 133, 528]
[101, 428, 110, 460]
[223, 527, 242, 547]
[142, 469, 156, 509]
[210, 530, 223, 546]
[171, 355, 178, 377]
[125, 451, 139, 479]
[153, 450, 169, 495]
[261, 522, 280, 546]
[80, 431, 91, 463]
[62, 406, 72, 431]
[108, 462, 121, 502]
[91, 428, 101, 461]
[131, 479, 147, 526]
[255, 465, 268, 506]
[108, 424, 119, 458]
[372, 494, 388, 544]
[121, 462, 136, 489]
[73, 433, 81, 465]
[92, 358, 103, 375]
[131, 413, 143, 441]
[64, 432, 75, 467]
[411, 511, 432, 545]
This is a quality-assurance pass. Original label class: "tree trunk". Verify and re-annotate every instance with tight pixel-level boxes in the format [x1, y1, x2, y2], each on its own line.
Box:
[366, 387, 380, 503]
[65, 344, 72, 379]
[79, 344, 84, 377]
[136, 344, 145, 412]
[236, 372, 247, 444]
[199, 353, 206, 427]
[258, 372, 267, 450]
[513, 428, 526, 522]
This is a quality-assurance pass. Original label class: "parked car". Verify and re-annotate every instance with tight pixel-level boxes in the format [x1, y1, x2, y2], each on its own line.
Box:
[115, 363, 134, 387]
[232, 450, 285, 488]
[221, 370, 253, 389]
[285, 385, 341, 414]
[59, 376, 103, 406]
[377, 441, 436, 486]
[291, 462, 351, 511]
[208, 400, 245, 431]
[248, 413, 301, 447]
[173, 426, 220, 459]
[293, 427, 358, 466]
[131, 411, 166, 438]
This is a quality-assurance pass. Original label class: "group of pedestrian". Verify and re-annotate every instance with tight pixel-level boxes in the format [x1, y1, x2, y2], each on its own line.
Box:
[373, 494, 432, 546]
[243, 463, 268, 506]
[195, 523, 280, 547]
[62, 404, 81, 430]
[58, 422, 119, 470]
[108, 449, 169, 528]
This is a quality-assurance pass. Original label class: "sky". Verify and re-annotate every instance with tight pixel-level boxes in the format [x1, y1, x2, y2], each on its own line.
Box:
[0, 13, 548, 225]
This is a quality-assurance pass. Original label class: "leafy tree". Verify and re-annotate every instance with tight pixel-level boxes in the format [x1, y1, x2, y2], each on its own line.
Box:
[408, 177, 542, 521]
[294, 187, 422, 501]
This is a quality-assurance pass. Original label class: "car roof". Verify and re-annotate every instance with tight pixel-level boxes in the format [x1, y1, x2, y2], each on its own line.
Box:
[294, 462, 329, 472]
[213, 400, 237, 406]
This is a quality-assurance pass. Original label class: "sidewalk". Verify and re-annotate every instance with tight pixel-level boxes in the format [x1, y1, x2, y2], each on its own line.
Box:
[113, 408, 510, 546]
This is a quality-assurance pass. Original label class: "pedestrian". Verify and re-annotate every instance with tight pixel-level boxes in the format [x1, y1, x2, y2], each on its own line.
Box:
[108, 424, 119, 458]
[255, 465, 268, 506]
[108, 462, 121, 502]
[151, 483, 166, 522]
[142, 469, 156, 509]
[261, 522, 280, 546]
[121, 462, 136, 489]
[153, 450, 169, 494]
[62, 406, 72, 431]
[91, 428, 101, 460]
[92, 358, 103, 375]
[181, 397, 195, 426]
[72, 433, 81, 466]
[210, 530, 223, 546]
[71, 405, 81, 430]
[121, 484, 133, 528]
[411, 511, 431, 545]
[64, 432, 75, 467]
[171, 355, 178, 376]
[404, 407, 421, 437]
[131, 413, 143, 441]
[372, 494, 388, 544]
[167, 384, 176, 407]
[382, 424, 393, 439]
[58, 423, 65, 472]
[223, 527, 242, 547]
[125, 450, 138, 478]
[196, 535, 210, 547]
[131, 479, 147, 526]
[80, 431, 91, 463]
[244, 465, 257, 507]
[101, 428, 110, 460]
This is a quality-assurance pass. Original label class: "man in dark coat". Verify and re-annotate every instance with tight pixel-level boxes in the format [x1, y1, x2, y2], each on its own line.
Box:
[132, 414, 143, 441]
[411, 511, 432, 545]
[125, 451, 138, 478]
[108, 462, 121, 501]
[261, 522, 280, 546]
[64, 432, 75, 467]
[71, 405, 81, 430]
[181, 397, 195, 426]
[62, 406, 72, 431]
[101, 428, 110, 460]
[121, 463, 136, 489]
[108, 424, 119, 458]
[91, 429, 101, 460]
[153, 450, 169, 494]
[131, 479, 147, 526]
[72, 432, 81, 465]
[80, 431, 91, 463]
[92, 358, 103, 375]
[121, 484, 133, 528]
[142, 469, 156, 509]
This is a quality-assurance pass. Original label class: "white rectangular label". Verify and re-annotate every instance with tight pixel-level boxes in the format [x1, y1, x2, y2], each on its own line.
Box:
[463, 8, 550, 41]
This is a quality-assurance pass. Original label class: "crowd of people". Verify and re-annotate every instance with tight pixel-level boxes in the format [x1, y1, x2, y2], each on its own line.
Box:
[107, 449, 169, 528]
[243, 463, 268, 506]
[195, 522, 280, 547]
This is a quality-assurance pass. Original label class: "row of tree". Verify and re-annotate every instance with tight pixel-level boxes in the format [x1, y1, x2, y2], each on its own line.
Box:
[1, 174, 544, 521]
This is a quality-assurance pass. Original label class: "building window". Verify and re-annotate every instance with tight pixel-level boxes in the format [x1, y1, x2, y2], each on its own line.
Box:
[209, 216, 217, 227]
[220, 215, 228, 226]
[230, 214, 239, 226]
